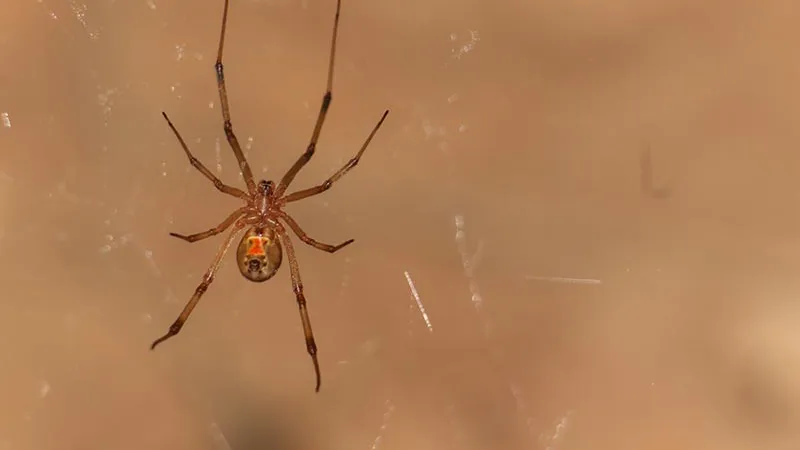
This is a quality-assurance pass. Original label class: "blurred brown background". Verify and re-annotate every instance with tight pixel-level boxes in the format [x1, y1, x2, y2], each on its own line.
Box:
[2, 0, 800, 448]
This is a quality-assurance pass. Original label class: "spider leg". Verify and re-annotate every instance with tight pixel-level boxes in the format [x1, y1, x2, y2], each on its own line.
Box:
[162, 112, 249, 200]
[278, 211, 353, 253]
[276, 224, 322, 392]
[274, 0, 342, 198]
[215, 0, 257, 194]
[170, 207, 247, 243]
[151, 220, 246, 350]
[282, 110, 389, 204]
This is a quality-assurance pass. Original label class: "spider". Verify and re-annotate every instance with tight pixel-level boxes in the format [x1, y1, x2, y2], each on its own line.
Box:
[150, 0, 389, 393]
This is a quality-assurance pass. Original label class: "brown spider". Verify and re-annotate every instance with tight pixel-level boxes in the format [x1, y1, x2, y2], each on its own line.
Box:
[150, 0, 389, 393]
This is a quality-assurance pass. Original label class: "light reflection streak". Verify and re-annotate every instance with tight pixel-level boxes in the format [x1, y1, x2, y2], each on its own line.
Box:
[509, 383, 536, 435]
[454, 214, 484, 310]
[404, 271, 432, 332]
[209, 421, 232, 450]
[369, 399, 395, 450]
[525, 275, 602, 285]
[456, 215, 574, 445]
[540, 411, 573, 450]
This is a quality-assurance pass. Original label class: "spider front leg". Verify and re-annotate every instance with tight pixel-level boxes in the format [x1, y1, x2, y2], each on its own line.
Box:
[151, 220, 246, 350]
[162, 112, 249, 200]
[215, 0, 257, 194]
[282, 110, 389, 204]
[170, 207, 247, 243]
[276, 224, 322, 392]
[274, 0, 342, 198]
[278, 211, 353, 253]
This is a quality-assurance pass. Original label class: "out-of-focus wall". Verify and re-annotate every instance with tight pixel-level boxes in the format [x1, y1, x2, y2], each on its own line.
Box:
[1, 0, 800, 449]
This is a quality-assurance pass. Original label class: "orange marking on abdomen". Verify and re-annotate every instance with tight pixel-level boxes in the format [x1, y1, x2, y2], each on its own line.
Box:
[246, 237, 267, 256]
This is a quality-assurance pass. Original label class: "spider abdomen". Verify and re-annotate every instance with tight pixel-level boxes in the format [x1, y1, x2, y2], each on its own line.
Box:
[236, 227, 282, 282]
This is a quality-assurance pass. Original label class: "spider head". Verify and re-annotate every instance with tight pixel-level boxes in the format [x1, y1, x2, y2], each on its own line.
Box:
[236, 226, 282, 283]
[258, 180, 275, 196]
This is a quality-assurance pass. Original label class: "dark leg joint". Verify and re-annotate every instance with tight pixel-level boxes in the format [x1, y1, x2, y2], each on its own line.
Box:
[196, 283, 209, 295]
[306, 341, 317, 355]
[215, 62, 224, 81]
[304, 143, 316, 158]
[169, 322, 182, 335]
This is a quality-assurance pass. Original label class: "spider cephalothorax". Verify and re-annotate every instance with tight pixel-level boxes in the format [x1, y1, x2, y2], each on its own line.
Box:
[150, 0, 389, 393]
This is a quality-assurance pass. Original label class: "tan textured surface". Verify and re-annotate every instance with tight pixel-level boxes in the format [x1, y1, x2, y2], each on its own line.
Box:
[1, 0, 800, 448]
